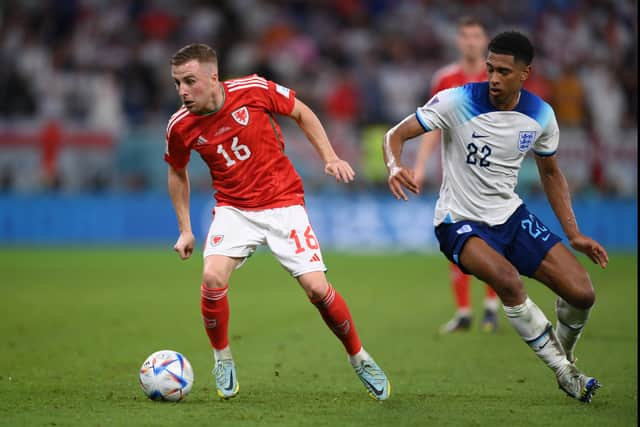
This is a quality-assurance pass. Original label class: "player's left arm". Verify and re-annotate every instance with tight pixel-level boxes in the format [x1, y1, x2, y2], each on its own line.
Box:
[535, 154, 609, 268]
[288, 98, 355, 183]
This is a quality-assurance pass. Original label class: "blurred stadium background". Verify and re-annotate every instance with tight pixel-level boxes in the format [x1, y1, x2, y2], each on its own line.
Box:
[0, 0, 636, 249]
[0, 2, 637, 425]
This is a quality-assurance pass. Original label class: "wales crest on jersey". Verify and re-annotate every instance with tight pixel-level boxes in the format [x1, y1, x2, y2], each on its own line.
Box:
[232, 107, 250, 126]
[517, 131, 536, 152]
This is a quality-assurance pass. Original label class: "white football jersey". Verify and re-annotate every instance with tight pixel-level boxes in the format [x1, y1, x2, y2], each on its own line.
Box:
[416, 82, 559, 226]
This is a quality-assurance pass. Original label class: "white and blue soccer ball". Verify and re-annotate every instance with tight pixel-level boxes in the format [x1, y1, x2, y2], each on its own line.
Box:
[139, 350, 194, 401]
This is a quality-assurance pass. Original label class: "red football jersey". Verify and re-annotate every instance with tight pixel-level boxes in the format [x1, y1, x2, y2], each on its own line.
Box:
[164, 75, 305, 210]
[429, 62, 487, 96]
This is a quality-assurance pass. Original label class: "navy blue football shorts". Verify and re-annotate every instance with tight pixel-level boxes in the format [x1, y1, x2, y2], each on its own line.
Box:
[434, 204, 562, 278]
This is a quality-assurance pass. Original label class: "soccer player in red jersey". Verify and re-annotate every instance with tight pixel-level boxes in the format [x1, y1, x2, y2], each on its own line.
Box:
[413, 17, 499, 334]
[164, 44, 390, 401]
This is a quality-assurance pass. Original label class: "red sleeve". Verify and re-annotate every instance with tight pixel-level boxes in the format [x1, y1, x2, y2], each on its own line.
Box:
[263, 80, 297, 115]
[164, 124, 190, 170]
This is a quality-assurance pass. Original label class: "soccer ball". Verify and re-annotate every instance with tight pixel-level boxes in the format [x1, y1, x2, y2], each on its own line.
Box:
[139, 350, 194, 401]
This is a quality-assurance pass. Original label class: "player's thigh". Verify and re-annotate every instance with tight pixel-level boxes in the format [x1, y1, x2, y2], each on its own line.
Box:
[203, 206, 264, 259]
[459, 236, 525, 305]
[202, 255, 244, 289]
[264, 205, 328, 278]
[532, 242, 595, 309]
[202, 206, 265, 288]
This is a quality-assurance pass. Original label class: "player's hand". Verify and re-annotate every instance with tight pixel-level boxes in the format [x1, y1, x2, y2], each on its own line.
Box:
[569, 234, 609, 268]
[388, 165, 419, 201]
[174, 231, 195, 260]
[324, 158, 355, 183]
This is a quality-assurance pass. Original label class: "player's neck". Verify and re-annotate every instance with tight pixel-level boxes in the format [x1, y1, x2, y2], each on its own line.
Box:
[201, 82, 225, 115]
[490, 90, 521, 111]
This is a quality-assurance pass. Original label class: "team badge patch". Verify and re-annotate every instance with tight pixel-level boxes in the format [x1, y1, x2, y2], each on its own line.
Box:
[203, 317, 217, 329]
[211, 235, 224, 246]
[231, 107, 249, 126]
[333, 320, 351, 336]
[517, 131, 536, 152]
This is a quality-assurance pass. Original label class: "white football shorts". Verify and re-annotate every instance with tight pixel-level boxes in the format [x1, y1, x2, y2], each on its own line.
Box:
[203, 204, 327, 277]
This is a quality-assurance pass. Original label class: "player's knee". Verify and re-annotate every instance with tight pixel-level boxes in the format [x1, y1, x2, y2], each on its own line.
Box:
[202, 269, 227, 289]
[568, 273, 595, 309]
[493, 268, 525, 303]
[298, 273, 329, 301]
[305, 281, 329, 301]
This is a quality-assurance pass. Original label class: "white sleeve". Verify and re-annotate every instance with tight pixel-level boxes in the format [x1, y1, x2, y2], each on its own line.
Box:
[533, 105, 559, 156]
[415, 87, 463, 132]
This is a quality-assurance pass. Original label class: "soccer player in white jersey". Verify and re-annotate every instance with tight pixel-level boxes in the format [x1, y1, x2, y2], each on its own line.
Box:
[383, 31, 608, 403]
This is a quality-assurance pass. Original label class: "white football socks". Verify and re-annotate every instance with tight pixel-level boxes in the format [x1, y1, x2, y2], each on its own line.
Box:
[484, 297, 499, 313]
[503, 297, 570, 375]
[456, 307, 471, 317]
[213, 346, 233, 363]
[349, 347, 370, 367]
[555, 297, 591, 363]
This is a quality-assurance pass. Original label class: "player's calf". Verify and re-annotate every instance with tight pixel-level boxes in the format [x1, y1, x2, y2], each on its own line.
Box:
[555, 297, 592, 364]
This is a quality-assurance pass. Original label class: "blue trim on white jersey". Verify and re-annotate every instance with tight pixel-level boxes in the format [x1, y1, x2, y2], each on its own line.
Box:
[415, 109, 431, 132]
[459, 82, 554, 128]
[443, 212, 454, 224]
[533, 149, 557, 157]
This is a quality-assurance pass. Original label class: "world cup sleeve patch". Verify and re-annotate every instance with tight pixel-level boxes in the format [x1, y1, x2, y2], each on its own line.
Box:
[276, 84, 291, 98]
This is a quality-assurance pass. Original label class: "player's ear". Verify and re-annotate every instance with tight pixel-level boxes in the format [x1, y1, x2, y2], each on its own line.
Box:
[520, 65, 531, 82]
[204, 61, 218, 83]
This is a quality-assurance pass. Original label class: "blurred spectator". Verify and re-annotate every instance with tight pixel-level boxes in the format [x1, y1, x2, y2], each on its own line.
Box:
[0, 63, 36, 117]
[551, 63, 586, 127]
[0, 0, 635, 196]
[324, 72, 361, 123]
[40, 120, 62, 190]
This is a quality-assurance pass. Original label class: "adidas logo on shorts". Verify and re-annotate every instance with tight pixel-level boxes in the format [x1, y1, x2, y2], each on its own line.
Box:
[309, 253, 321, 263]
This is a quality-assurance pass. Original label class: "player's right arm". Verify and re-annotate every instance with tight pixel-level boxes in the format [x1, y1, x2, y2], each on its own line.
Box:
[383, 114, 426, 201]
[413, 76, 446, 189]
[164, 114, 194, 260]
[168, 165, 195, 260]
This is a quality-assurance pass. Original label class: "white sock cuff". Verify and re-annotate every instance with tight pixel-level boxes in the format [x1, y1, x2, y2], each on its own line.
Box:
[502, 297, 532, 317]
[556, 297, 591, 329]
[348, 347, 369, 367]
[456, 307, 471, 317]
[503, 297, 550, 342]
[213, 346, 233, 362]
[484, 297, 499, 312]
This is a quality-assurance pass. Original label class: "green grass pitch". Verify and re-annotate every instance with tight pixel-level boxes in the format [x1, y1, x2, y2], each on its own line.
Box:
[0, 248, 636, 426]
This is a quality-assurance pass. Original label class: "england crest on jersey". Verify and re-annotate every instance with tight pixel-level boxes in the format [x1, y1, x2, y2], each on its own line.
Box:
[232, 107, 249, 126]
[517, 131, 536, 152]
